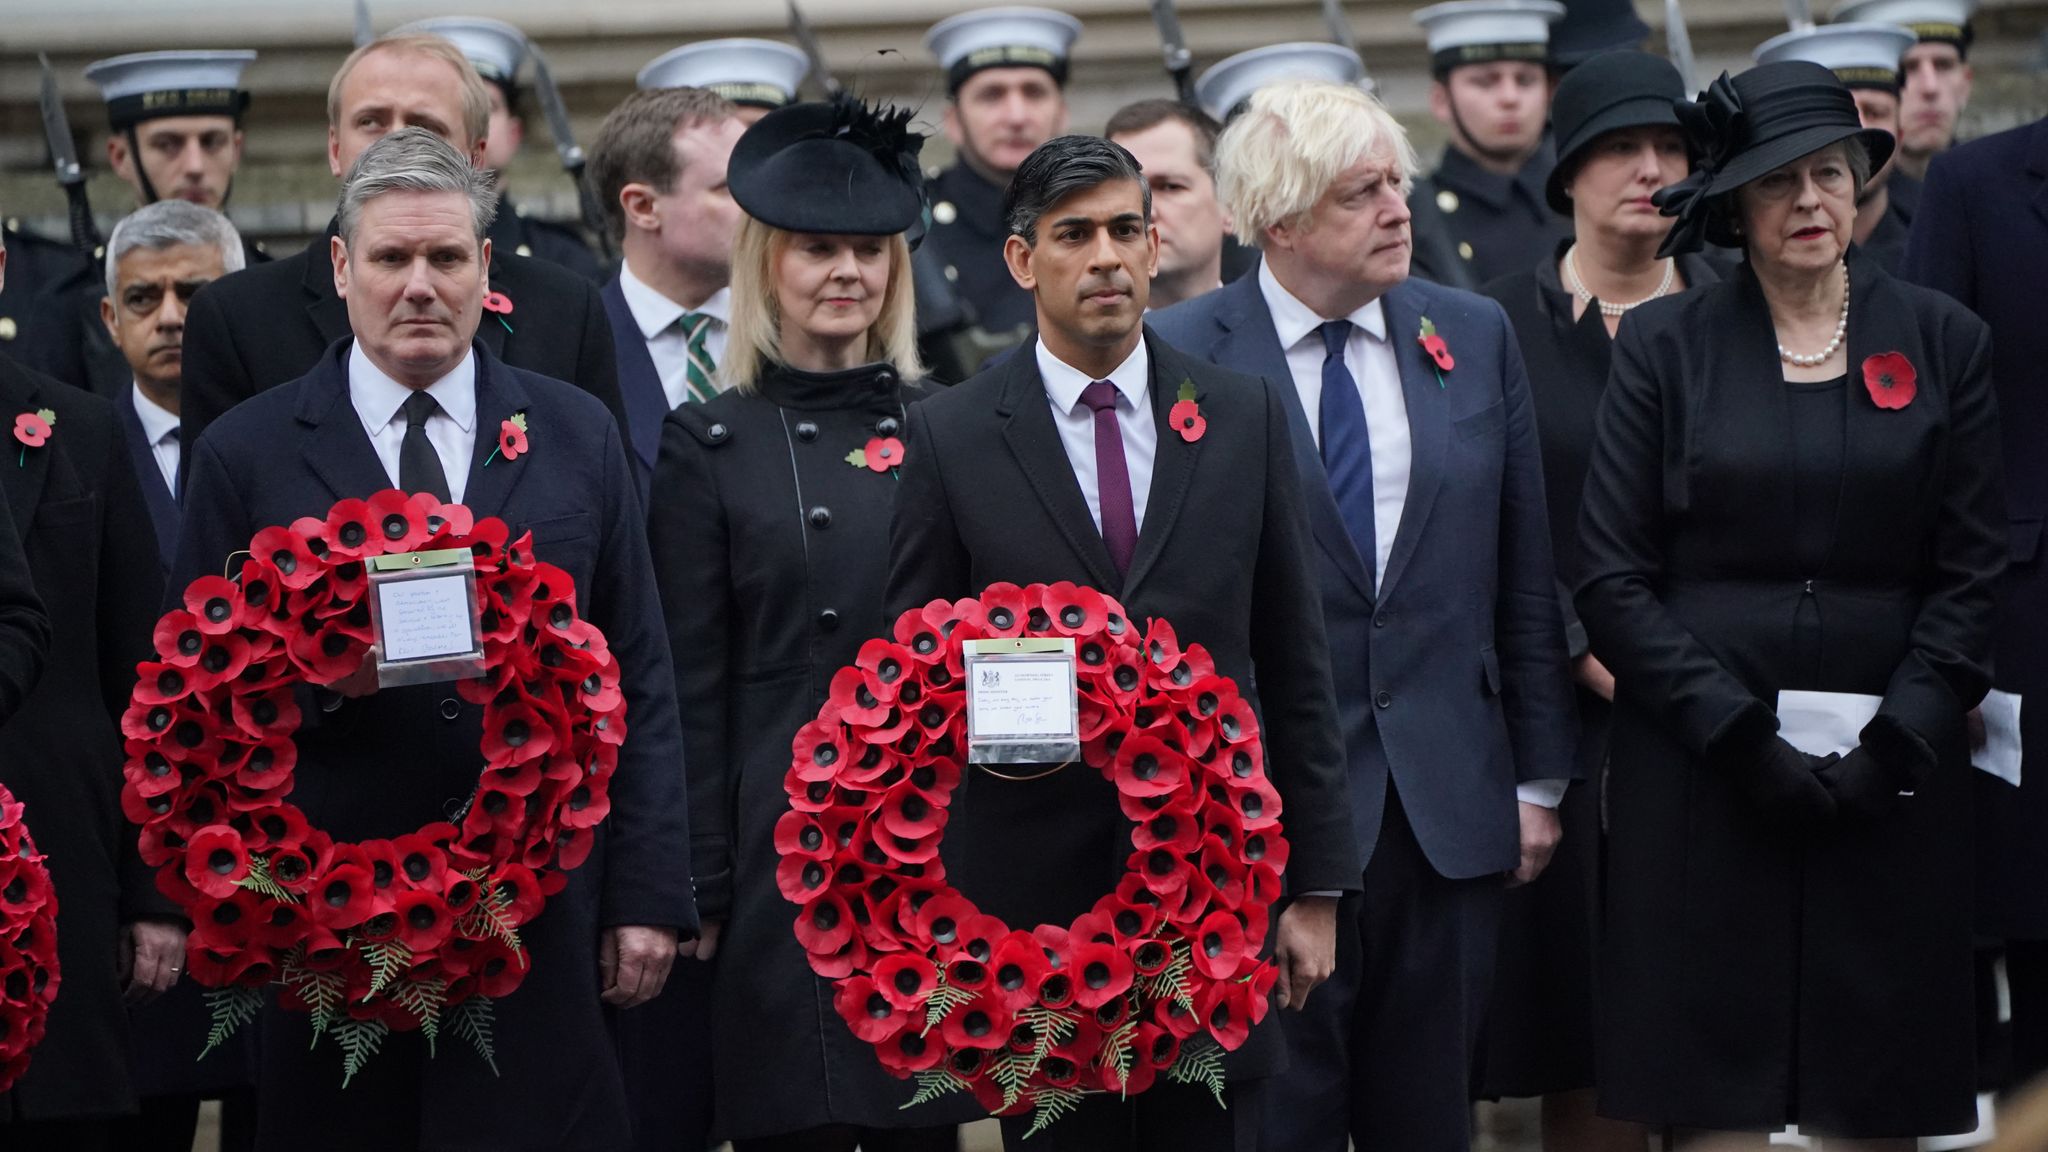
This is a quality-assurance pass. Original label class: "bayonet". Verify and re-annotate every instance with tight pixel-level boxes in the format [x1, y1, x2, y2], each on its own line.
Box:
[38, 54, 99, 254]
[1321, 0, 1361, 58]
[526, 44, 616, 266]
[1665, 0, 1700, 95]
[786, 0, 842, 98]
[353, 0, 374, 48]
[1782, 0, 1816, 33]
[1148, 0, 1198, 106]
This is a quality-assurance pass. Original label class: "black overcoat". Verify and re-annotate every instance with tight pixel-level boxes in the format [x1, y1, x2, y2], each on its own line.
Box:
[174, 339, 693, 1151]
[642, 361, 977, 1140]
[1574, 255, 2002, 1137]
[885, 329, 1361, 1085]
[177, 218, 625, 452]
[0, 355, 167, 1123]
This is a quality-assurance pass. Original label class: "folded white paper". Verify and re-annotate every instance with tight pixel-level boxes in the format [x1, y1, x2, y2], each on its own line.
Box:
[1973, 690, 2023, 787]
[1775, 690, 1883, 759]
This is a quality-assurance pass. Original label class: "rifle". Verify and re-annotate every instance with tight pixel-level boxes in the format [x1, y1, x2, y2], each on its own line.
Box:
[38, 54, 99, 254]
[1321, 0, 1362, 58]
[1148, 0, 1198, 106]
[1665, 0, 1700, 95]
[353, 0, 374, 48]
[786, 0, 843, 98]
[526, 45, 618, 267]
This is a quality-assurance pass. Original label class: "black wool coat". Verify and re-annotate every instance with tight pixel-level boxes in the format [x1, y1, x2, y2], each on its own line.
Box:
[178, 218, 625, 453]
[641, 361, 977, 1140]
[0, 355, 167, 1123]
[885, 329, 1361, 1083]
[1575, 255, 2002, 1137]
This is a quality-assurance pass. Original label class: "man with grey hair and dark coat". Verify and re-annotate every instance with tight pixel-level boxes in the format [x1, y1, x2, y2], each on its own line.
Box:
[174, 126, 695, 1150]
[886, 133, 1358, 1152]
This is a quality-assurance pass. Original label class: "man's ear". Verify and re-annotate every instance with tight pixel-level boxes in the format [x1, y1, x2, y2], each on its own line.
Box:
[619, 183, 660, 235]
[479, 237, 492, 287]
[331, 235, 349, 300]
[1144, 223, 1161, 280]
[1428, 80, 1453, 127]
[100, 294, 117, 341]
[107, 134, 137, 185]
[327, 126, 345, 180]
[943, 103, 964, 149]
[1003, 234, 1036, 292]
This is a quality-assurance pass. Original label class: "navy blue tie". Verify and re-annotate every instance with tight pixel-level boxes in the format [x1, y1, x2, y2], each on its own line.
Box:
[1317, 320, 1377, 584]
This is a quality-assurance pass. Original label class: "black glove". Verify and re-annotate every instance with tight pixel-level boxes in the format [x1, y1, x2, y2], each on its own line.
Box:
[1729, 736, 1836, 825]
[1815, 745, 1912, 821]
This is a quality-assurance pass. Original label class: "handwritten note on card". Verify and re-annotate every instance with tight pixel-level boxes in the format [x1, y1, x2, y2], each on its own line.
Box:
[969, 658, 1075, 739]
[376, 572, 477, 664]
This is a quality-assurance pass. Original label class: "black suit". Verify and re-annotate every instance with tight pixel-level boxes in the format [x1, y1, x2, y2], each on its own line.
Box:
[886, 329, 1359, 1150]
[0, 355, 165, 1132]
[178, 219, 625, 456]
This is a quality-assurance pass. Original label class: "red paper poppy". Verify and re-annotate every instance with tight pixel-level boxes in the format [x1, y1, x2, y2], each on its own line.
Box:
[1421, 332, 1454, 372]
[11, 412, 49, 449]
[498, 419, 528, 462]
[872, 952, 938, 1011]
[1167, 399, 1207, 443]
[1068, 941, 1135, 1010]
[482, 291, 514, 315]
[938, 989, 1012, 1051]
[183, 825, 251, 899]
[1863, 351, 1917, 410]
[863, 436, 904, 472]
[1112, 732, 1188, 798]
[835, 975, 913, 1043]
[875, 1029, 944, 1075]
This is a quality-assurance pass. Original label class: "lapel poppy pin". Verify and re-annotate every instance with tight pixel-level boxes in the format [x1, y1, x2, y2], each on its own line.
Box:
[1862, 352, 1916, 411]
[1168, 379, 1206, 443]
[486, 412, 528, 466]
[12, 408, 54, 467]
[846, 436, 906, 474]
[1418, 317, 1454, 388]
[482, 291, 514, 334]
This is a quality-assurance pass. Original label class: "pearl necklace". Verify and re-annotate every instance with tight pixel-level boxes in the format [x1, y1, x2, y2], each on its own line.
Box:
[1776, 264, 1850, 367]
[1564, 244, 1675, 317]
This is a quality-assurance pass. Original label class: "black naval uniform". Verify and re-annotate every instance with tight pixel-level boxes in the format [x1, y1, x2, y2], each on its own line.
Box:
[0, 222, 89, 357]
[921, 163, 1034, 337]
[488, 195, 603, 284]
[1857, 171, 1921, 277]
[1409, 144, 1571, 292]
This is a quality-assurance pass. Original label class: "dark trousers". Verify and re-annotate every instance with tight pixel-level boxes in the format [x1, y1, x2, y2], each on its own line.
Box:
[108, 1086, 258, 1152]
[618, 958, 715, 1152]
[996, 1079, 1263, 1151]
[733, 1125, 959, 1152]
[0, 1117, 113, 1152]
[1262, 781, 1504, 1152]
[2011, 938, 2048, 1091]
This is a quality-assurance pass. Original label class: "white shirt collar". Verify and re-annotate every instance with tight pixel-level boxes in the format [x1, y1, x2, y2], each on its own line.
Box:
[1257, 260, 1388, 351]
[1036, 336, 1152, 416]
[618, 260, 730, 342]
[347, 340, 478, 435]
[131, 383, 180, 446]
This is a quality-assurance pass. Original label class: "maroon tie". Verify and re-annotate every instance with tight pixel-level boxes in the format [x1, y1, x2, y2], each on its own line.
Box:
[1078, 380, 1137, 578]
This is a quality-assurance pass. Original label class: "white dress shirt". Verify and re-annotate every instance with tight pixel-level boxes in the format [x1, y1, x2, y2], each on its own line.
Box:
[1036, 337, 1157, 535]
[618, 260, 731, 409]
[131, 384, 181, 495]
[1257, 265, 1565, 810]
[349, 342, 477, 504]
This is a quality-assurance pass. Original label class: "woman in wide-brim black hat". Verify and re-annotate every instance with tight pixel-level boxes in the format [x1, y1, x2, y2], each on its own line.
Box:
[644, 94, 972, 1150]
[1474, 48, 1721, 1151]
[1576, 59, 2000, 1145]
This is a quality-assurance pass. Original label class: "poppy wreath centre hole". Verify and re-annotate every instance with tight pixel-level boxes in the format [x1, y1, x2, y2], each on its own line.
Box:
[782, 582, 1289, 1123]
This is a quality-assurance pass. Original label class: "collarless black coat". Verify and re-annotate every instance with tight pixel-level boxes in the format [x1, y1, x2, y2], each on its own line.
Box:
[642, 361, 976, 1140]
[1574, 254, 2002, 1137]
[885, 329, 1360, 1084]
[0, 354, 167, 1124]
[177, 219, 625, 456]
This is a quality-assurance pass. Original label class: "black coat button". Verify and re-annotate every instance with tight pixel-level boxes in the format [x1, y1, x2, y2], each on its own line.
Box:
[874, 369, 897, 389]
[795, 421, 819, 442]
[1374, 691, 1392, 709]
[808, 506, 832, 529]
[439, 699, 461, 721]
[707, 423, 729, 442]
[818, 609, 840, 631]
[1373, 613, 1387, 628]
[877, 416, 901, 437]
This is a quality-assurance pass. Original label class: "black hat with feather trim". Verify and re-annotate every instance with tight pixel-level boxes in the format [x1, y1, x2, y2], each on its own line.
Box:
[728, 94, 928, 237]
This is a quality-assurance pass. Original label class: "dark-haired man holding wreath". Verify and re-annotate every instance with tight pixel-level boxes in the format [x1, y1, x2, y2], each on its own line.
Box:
[171, 126, 693, 1151]
[885, 133, 1358, 1152]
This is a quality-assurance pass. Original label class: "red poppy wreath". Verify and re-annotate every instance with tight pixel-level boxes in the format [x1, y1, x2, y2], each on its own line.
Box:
[122, 490, 624, 1086]
[782, 582, 1287, 1136]
[0, 784, 60, 1093]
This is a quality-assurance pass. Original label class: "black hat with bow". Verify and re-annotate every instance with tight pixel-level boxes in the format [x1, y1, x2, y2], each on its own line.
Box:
[1651, 60, 1895, 257]
[728, 94, 928, 238]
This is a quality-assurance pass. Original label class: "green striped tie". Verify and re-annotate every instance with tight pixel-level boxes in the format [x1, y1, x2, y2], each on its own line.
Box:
[680, 312, 719, 403]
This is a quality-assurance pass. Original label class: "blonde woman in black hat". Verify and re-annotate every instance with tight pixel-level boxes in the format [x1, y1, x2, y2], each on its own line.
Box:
[644, 95, 967, 1152]
[1576, 60, 2000, 1146]
[1476, 48, 1719, 1152]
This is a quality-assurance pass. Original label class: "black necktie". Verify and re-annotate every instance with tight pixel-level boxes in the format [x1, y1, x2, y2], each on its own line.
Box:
[399, 392, 451, 502]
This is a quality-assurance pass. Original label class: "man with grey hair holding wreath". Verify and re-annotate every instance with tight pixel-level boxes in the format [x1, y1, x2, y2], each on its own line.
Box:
[174, 126, 695, 1150]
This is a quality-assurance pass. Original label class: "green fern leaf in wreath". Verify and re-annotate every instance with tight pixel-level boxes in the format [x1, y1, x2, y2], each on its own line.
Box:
[901, 1067, 970, 1109]
[1021, 1086, 1087, 1139]
[460, 869, 527, 956]
[448, 995, 501, 1077]
[199, 986, 264, 1061]
[1165, 1038, 1229, 1109]
[283, 962, 348, 1048]
[920, 981, 976, 1036]
[391, 977, 449, 1057]
[359, 939, 413, 1000]
[334, 1015, 390, 1090]
[235, 854, 300, 903]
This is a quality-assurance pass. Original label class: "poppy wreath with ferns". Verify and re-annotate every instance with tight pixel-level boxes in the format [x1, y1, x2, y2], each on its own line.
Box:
[0, 784, 60, 1093]
[783, 582, 1287, 1136]
[123, 490, 624, 1087]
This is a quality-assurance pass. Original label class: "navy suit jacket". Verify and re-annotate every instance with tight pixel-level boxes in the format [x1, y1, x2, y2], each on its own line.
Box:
[118, 392, 180, 572]
[600, 273, 671, 499]
[1151, 273, 1576, 879]
[175, 338, 692, 1145]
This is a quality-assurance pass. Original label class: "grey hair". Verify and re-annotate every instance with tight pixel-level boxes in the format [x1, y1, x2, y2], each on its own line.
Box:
[336, 126, 497, 244]
[103, 201, 246, 299]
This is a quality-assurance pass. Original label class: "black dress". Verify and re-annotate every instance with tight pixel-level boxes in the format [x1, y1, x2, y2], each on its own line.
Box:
[1473, 247, 1722, 1099]
[646, 361, 973, 1143]
[1575, 255, 2002, 1137]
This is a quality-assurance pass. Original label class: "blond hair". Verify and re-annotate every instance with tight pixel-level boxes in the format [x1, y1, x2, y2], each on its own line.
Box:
[327, 35, 493, 151]
[722, 216, 924, 393]
[1214, 79, 1419, 250]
